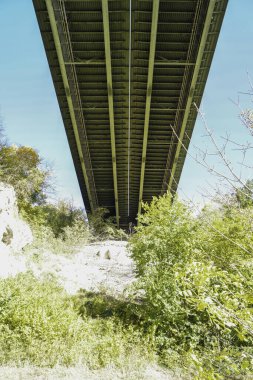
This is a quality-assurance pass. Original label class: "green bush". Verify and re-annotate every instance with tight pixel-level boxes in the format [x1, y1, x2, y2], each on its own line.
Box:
[21, 200, 92, 254]
[22, 203, 126, 253]
[40, 200, 87, 237]
[130, 193, 253, 378]
[88, 207, 127, 241]
[21, 200, 87, 236]
[26, 220, 91, 255]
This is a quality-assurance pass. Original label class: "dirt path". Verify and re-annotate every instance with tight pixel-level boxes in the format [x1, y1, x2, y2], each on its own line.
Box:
[0, 364, 182, 380]
[52, 240, 135, 295]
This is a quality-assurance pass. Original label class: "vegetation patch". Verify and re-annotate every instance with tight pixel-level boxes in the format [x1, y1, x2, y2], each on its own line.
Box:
[0, 272, 154, 369]
[130, 192, 253, 379]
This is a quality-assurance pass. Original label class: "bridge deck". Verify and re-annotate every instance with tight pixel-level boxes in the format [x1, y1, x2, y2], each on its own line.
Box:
[33, 0, 228, 227]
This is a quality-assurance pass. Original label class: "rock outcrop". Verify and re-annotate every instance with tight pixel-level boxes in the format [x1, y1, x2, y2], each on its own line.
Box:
[0, 183, 33, 252]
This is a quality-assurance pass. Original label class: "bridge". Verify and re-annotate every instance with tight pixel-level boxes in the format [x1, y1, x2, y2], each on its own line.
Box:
[33, 0, 228, 228]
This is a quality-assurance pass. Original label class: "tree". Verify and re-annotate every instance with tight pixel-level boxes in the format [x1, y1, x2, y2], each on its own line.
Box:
[0, 145, 51, 207]
[41, 200, 86, 237]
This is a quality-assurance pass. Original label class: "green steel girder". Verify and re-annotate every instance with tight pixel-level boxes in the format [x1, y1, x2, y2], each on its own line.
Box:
[138, 0, 160, 217]
[166, 0, 217, 193]
[102, 0, 120, 227]
[45, 0, 97, 212]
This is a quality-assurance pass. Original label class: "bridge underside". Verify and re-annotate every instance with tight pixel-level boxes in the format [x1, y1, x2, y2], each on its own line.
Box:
[33, 0, 228, 227]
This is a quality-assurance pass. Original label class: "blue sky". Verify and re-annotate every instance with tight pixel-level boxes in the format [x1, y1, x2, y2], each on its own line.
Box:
[178, 0, 253, 204]
[0, 0, 252, 208]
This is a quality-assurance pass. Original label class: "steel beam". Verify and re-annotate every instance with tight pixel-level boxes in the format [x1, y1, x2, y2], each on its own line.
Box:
[166, 0, 217, 193]
[45, 0, 97, 212]
[102, 0, 120, 227]
[155, 61, 195, 66]
[137, 0, 160, 218]
[65, 60, 105, 65]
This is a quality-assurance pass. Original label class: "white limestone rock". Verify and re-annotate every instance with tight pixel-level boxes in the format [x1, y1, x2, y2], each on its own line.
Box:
[0, 183, 33, 252]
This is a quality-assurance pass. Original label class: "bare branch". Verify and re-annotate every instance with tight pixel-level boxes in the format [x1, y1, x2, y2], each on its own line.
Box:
[194, 103, 252, 193]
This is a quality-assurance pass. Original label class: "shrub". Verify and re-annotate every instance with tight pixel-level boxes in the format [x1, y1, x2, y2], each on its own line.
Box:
[88, 207, 127, 241]
[21, 200, 91, 254]
[26, 220, 91, 255]
[41, 200, 87, 237]
[61, 219, 91, 249]
[130, 192, 253, 378]
[22, 203, 126, 253]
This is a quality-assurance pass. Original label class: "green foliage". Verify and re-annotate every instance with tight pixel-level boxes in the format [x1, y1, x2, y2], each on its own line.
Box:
[197, 205, 253, 267]
[88, 207, 127, 241]
[132, 194, 196, 276]
[41, 200, 86, 237]
[0, 145, 50, 207]
[235, 179, 253, 208]
[21, 200, 86, 237]
[130, 192, 253, 378]
[22, 203, 127, 252]
[27, 220, 91, 255]
[61, 219, 90, 247]
[0, 273, 153, 368]
[20, 200, 91, 254]
[74, 290, 144, 328]
[0, 140, 90, 249]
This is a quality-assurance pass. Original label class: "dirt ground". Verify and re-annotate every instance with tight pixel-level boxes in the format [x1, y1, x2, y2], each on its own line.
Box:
[0, 240, 134, 294]
[0, 364, 183, 380]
